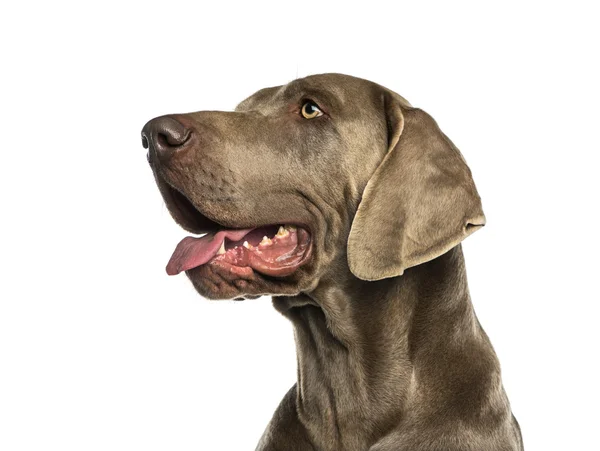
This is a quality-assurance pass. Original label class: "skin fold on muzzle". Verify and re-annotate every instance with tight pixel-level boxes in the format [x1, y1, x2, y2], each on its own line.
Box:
[142, 74, 523, 451]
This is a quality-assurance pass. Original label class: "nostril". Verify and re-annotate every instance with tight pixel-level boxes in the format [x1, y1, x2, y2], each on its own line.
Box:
[141, 134, 149, 149]
[158, 129, 190, 148]
[156, 132, 170, 150]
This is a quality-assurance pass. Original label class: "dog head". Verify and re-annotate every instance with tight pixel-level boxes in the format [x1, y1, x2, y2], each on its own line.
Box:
[142, 74, 484, 299]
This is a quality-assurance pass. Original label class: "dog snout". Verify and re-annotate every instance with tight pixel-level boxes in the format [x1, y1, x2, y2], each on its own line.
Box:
[142, 116, 191, 163]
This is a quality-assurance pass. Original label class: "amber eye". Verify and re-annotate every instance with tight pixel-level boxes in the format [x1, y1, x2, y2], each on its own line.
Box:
[301, 101, 323, 119]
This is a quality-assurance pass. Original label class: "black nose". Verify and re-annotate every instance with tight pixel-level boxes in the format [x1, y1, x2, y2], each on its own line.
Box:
[141, 116, 190, 162]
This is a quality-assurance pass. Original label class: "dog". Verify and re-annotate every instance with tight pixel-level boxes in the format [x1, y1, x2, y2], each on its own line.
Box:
[142, 73, 523, 450]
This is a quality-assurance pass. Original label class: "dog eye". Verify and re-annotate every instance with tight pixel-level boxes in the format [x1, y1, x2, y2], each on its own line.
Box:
[301, 101, 323, 119]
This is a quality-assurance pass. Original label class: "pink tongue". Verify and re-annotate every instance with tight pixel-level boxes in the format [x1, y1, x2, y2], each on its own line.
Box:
[166, 228, 254, 275]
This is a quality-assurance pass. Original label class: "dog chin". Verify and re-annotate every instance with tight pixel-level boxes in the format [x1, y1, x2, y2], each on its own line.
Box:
[185, 261, 256, 300]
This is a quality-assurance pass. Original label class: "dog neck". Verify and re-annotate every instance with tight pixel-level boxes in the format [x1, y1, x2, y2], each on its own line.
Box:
[273, 245, 486, 449]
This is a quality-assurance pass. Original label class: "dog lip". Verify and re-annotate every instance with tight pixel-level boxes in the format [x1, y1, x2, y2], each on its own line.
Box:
[209, 225, 312, 277]
[189, 229, 313, 283]
[158, 175, 314, 238]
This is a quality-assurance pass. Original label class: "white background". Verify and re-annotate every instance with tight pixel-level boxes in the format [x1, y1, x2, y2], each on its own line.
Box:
[1, 1, 599, 450]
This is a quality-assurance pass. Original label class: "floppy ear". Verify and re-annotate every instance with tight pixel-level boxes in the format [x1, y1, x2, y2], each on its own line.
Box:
[347, 93, 486, 281]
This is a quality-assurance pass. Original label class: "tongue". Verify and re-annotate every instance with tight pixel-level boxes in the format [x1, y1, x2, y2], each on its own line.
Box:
[166, 228, 254, 275]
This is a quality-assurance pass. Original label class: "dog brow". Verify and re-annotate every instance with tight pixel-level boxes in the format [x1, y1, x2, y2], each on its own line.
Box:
[281, 81, 340, 110]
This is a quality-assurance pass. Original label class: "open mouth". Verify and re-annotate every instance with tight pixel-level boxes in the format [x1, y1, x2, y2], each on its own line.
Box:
[166, 224, 311, 277]
[160, 182, 312, 278]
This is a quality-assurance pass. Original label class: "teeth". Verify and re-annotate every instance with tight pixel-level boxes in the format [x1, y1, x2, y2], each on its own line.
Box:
[276, 226, 289, 237]
[260, 236, 273, 246]
[285, 224, 297, 232]
[217, 241, 226, 255]
[243, 241, 252, 249]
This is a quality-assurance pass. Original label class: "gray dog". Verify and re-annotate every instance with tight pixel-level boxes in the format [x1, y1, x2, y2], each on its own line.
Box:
[142, 74, 523, 451]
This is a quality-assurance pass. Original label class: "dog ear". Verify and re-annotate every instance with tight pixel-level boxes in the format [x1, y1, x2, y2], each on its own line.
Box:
[347, 92, 485, 281]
